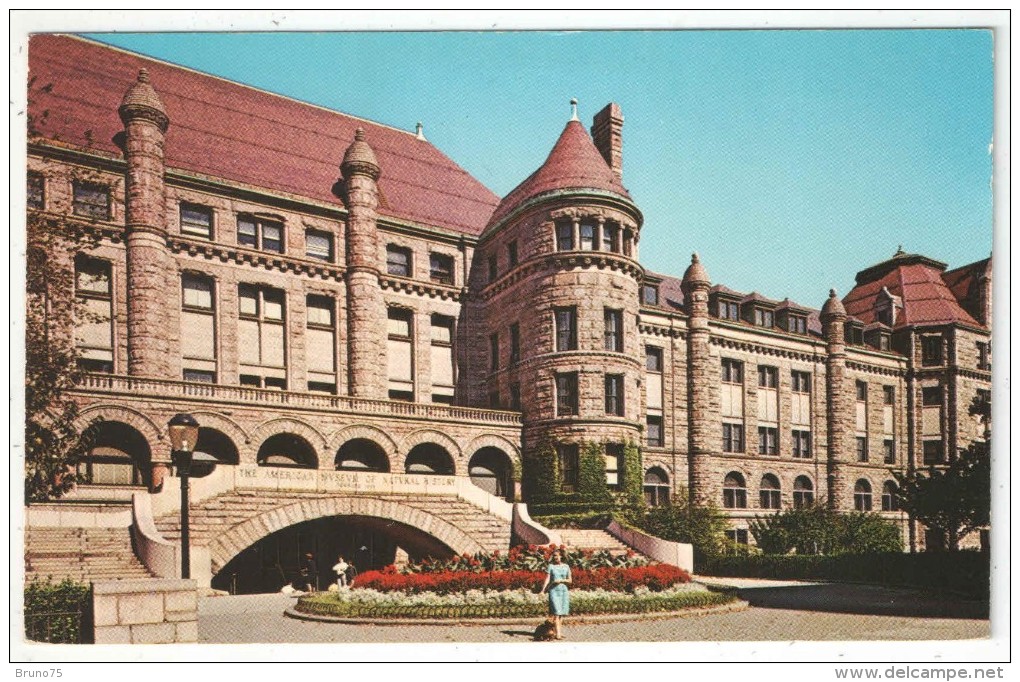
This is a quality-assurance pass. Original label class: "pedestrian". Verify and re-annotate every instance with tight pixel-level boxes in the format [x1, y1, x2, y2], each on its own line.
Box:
[301, 552, 318, 592]
[333, 555, 350, 590]
[540, 548, 571, 640]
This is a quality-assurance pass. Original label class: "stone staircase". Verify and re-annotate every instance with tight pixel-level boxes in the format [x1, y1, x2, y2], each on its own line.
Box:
[25, 527, 155, 584]
[556, 529, 633, 556]
[154, 490, 512, 554]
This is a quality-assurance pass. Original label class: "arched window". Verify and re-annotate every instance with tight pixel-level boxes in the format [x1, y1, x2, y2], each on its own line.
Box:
[257, 433, 317, 469]
[335, 438, 389, 472]
[78, 421, 152, 486]
[469, 447, 513, 500]
[881, 481, 898, 512]
[759, 474, 781, 510]
[643, 467, 670, 507]
[793, 476, 814, 509]
[405, 443, 454, 475]
[854, 479, 873, 512]
[722, 472, 747, 509]
[191, 427, 239, 478]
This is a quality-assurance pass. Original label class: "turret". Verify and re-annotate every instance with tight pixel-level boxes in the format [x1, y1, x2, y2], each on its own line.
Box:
[681, 253, 714, 504]
[820, 289, 851, 509]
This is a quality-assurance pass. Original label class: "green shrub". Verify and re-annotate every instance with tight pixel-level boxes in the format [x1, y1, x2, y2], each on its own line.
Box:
[24, 578, 92, 643]
[749, 506, 903, 555]
[633, 491, 729, 564]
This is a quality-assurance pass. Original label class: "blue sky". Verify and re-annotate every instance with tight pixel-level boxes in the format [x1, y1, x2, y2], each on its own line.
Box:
[83, 30, 993, 305]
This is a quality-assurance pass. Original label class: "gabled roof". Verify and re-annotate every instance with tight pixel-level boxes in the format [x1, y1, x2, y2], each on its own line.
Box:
[844, 253, 984, 329]
[647, 273, 685, 311]
[487, 119, 631, 227]
[28, 35, 500, 235]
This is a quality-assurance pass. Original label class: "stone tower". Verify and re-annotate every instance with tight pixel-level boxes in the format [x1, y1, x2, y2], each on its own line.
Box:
[119, 69, 173, 378]
[821, 288, 851, 509]
[340, 128, 387, 398]
[681, 253, 714, 505]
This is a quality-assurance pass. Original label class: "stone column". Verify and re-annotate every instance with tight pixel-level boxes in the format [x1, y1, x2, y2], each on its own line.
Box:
[341, 129, 387, 398]
[681, 254, 713, 505]
[119, 69, 172, 378]
[820, 289, 851, 510]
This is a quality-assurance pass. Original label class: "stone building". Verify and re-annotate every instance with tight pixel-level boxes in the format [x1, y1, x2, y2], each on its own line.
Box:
[24, 36, 991, 589]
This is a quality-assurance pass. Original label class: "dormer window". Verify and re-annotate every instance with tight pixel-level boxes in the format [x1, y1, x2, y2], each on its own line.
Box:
[718, 300, 739, 321]
[754, 309, 774, 328]
[641, 285, 659, 306]
[876, 308, 893, 327]
[788, 314, 807, 335]
[879, 334, 891, 351]
[845, 322, 864, 345]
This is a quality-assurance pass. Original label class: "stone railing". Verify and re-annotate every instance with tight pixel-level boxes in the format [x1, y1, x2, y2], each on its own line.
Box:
[511, 503, 562, 546]
[75, 374, 522, 426]
[606, 519, 693, 573]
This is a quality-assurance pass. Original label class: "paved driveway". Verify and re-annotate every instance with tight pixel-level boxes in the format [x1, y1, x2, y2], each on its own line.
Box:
[198, 580, 989, 643]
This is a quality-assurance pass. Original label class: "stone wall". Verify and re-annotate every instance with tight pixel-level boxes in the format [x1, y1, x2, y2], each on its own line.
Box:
[92, 579, 197, 644]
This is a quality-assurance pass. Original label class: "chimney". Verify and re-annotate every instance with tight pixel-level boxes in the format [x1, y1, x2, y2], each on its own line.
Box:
[591, 102, 624, 181]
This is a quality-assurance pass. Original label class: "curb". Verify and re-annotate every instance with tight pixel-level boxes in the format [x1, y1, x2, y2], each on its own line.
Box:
[283, 599, 749, 627]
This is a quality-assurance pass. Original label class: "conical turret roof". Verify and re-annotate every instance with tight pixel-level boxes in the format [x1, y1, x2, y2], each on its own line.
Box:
[487, 119, 631, 226]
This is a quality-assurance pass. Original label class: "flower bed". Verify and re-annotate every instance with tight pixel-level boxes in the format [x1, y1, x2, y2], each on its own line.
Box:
[405, 544, 648, 574]
[295, 583, 735, 620]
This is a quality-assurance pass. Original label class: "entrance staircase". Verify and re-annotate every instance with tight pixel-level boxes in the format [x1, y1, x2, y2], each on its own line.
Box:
[25, 527, 155, 584]
[556, 529, 634, 556]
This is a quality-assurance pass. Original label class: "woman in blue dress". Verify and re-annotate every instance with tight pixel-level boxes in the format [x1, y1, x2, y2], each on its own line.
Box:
[541, 548, 572, 640]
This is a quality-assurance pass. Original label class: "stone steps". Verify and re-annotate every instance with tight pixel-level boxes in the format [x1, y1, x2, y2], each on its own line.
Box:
[556, 529, 633, 555]
[25, 527, 155, 584]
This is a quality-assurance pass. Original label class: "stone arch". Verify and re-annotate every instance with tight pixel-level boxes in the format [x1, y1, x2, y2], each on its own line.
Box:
[465, 434, 521, 476]
[186, 411, 248, 449]
[75, 404, 162, 449]
[207, 496, 487, 574]
[327, 424, 398, 459]
[405, 443, 456, 475]
[257, 433, 318, 469]
[78, 420, 153, 487]
[249, 417, 327, 459]
[400, 429, 462, 462]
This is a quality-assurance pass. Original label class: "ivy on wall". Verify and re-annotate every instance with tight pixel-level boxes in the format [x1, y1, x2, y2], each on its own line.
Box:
[524, 438, 645, 517]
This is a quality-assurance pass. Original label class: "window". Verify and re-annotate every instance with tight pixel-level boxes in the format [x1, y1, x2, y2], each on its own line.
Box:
[604, 308, 623, 352]
[855, 381, 867, 402]
[487, 255, 498, 282]
[641, 284, 659, 306]
[507, 241, 518, 269]
[579, 221, 596, 250]
[306, 229, 334, 261]
[510, 323, 520, 364]
[237, 215, 283, 253]
[387, 308, 414, 401]
[557, 443, 579, 492]
[555, 307, 577, 352]
[604, 444, 623, 488]
[792, 371, 811, 394]
[238, 284, 287, 388]
[644, 468, 670, 507]
[718, 300, 740, 321]
[424, 252, 454, 285]
[922, 386, 942, 407]
[757, 366, 778, 388]
[760, 474, 781, 509]
[722, 473, 747, 509]
[430, 314, 455, 404]
[386, 245, 412, 276]
[605, 374, 624, 416]
[923, 440, 944, 465]
[758, 427, 778, 456]
[856, 436, 868, 462]
[75, 257, 114, 373]
[181, 273, 216, 383]
[489, 333, 500, 372]
[854, 480, 873, 512]
[882, 482, 898, 512]
[509, 383, 521, 411]
[977, 341, 991, 371]
[184, 369, 215, 383]
[602, 223, 618, 252]
[722, 423, 744, 453]
[793, 476, 814, 509]
[883, 386, 895, 405]
[556, 373, 578, 416]
[883, 439, 895, 464]
[725, 529, 750, 547]
[722, 358, 743, 384]
[181, 203, 213, 239]
[181, 273, 213, 310]
[72, 181, 110, 220]
[754, 308, 774, 327]
[878, 334, 892, 351]
[27, 172, 44, 210]
[556, 221, 573, 251]
[788, 314, 807, 335]
[847, 324, 864, 345]
[921, 335, 943, 366]
[646, 347, 663, 372]
[489, 391, 501, 409]
[646, 415, 663, 447]
[792, 430, 812, 458]
[306, 295, 336, 394]
[876, 307, 893, 326]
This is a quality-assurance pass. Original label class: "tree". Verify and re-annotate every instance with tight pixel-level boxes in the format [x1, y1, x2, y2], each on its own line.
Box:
[750, 505, 903, 555]
[892, 394, 991, 551]
[639, 490, 730, 563]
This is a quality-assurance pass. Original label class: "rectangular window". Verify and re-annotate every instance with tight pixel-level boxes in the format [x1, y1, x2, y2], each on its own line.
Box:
[489, 333, 500, 372]
[181, 203, 213, 239]
[604, 308, 623, 352]
[72, 181, 110, 220]
[602, 223, 617, 252]
[579, 221, 596, 250]
[507, 241, 518, 269]
[641, 284, 659, 306]
[718, 300, 740, 321]
[758, 427, 778, 456]
[306, 229, 334, 261]
[977, 341, 991, 371]
[923, 440, 945, 465]
[306, 296, 334, 327]
[28, 172, 45, 210]
[386, 245, 412, 277]
[645, 347, 663, 372]
[237, 284, 286, 386]
[509, 383, 521, 411]
[556, 221, 573, 251]
[428, 252, 454, 285]
[431, 314, 454, 345]
[856, 436, 868, 462]
[557, 444, 579, 492]
[75, 257, 114, 373]
[754, 309, 774, 327]
[722, 358, 743, 384]
[883, 385, 895, 405]
[430, 314, 455, 404]
[757, 366, 778, 388]
[646, 415, 663, 447]
[183, 369, 215, 383]
[308, 381, 336, 394]
[884, 439, 895, 464]
[788, 314, 807, 334]
[792, 430, 812, 458]
[387, 308, 412, 338]
[921, 335, 943, 366]
[725, 529, 750, 546]
[605, 374, 624, 416]
[856, 381, 867, 402]
[488, 255, 498, 282]
[792, 371, 811, 393]
[181, 273, 213, 310]
[510, 323, 521, 364]
[922, 386, 942, 406]
[604, 443, 623, 488]
[306, 295, 336, 394]
[238, 215, 284, 253]
[556, 373, 578, 416]
[555, 307, 577, 352]
[722, 423, 744, 453]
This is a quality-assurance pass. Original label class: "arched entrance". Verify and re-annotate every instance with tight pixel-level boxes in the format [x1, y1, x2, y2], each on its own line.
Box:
[468, 447, 513, 499]
[78, 421, 152, 487]
[335, 438, 390, 471]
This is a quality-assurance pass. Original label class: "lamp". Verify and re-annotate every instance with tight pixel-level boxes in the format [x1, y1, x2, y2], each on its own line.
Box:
[168, 413, 199, 579]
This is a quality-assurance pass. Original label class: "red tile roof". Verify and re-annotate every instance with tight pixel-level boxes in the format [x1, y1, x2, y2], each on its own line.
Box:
[488, 119, 631, 226]
[844, 255, 984, 329]
[28, 35, 500, 235]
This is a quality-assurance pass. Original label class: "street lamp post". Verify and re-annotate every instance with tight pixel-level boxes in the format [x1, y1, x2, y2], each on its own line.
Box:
[168, 413, 199, 579]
